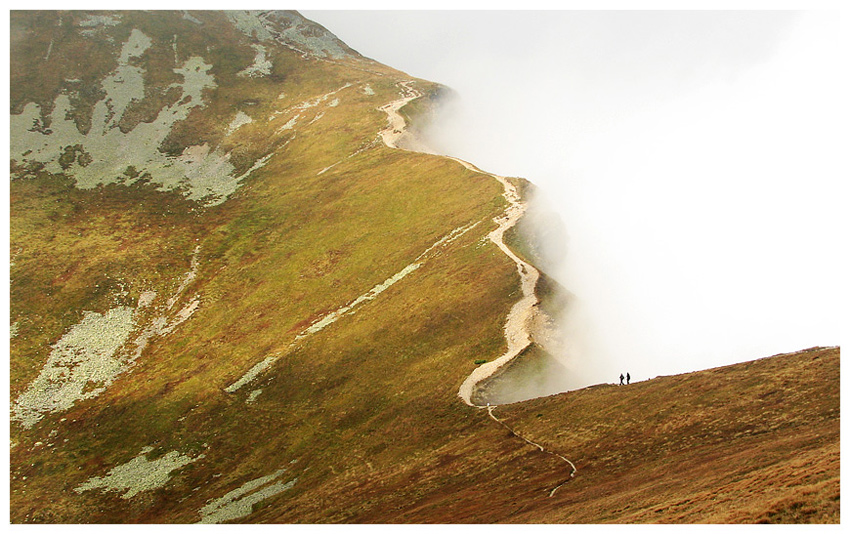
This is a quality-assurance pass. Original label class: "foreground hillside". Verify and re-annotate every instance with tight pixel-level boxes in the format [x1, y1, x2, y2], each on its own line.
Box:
[9, 11, 839, 524]
[231, 346, 837, 524]
[489, 346, 840, 523]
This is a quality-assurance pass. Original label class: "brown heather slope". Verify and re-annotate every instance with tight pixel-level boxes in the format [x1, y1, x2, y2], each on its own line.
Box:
[268, 346, 837, 524]
[10, 11, 839, 524]
[489, 346, 840, 523]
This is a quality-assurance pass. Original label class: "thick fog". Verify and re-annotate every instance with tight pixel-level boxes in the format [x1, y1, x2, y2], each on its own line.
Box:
[304, 10, 843, 388]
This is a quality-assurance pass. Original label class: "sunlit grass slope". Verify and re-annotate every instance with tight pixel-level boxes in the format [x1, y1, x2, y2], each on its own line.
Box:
[10, 10, 514, 522]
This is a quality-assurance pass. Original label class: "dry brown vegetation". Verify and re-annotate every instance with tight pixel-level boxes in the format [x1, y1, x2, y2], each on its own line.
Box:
[486, 346, 840, 523]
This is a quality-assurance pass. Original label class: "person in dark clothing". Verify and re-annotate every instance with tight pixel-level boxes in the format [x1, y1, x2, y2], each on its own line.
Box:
[626, 372, 630, 385]
[619, 373, 624, 386]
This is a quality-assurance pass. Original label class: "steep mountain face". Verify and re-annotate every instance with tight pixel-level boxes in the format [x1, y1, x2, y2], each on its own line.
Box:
[9, 11, 838, 524]
[11, 10, 358, 206]
[9, 10, 522, 523]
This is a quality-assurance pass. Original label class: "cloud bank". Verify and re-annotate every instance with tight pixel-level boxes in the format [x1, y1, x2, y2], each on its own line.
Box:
[306, 10, 843, 389]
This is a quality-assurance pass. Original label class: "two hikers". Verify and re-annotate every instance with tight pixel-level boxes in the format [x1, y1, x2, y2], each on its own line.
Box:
[619, 373, 631, 385]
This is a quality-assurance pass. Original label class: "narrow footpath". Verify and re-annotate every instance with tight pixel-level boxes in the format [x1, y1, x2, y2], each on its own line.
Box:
[377, 81, 577, 495]
[377, 82, 542, 406]
[487, 405, 576, 496]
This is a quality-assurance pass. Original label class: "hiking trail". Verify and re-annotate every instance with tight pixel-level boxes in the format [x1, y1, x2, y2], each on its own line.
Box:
[378, 80, 577, 495]
[488, 405, 576, 496]
[377, 82, 542, 406]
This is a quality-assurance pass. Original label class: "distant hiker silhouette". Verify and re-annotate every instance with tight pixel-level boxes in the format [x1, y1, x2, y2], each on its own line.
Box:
[626, 373, 630, 385]
[619, 373, 624, 386]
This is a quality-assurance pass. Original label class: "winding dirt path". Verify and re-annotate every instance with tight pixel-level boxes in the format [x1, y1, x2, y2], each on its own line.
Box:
[377, 81, 577, 492]
[375, 81, 542, 407]
[488, 405, 576, 496]
[377, 80, 420, 149]
[448, 157, 540, 407]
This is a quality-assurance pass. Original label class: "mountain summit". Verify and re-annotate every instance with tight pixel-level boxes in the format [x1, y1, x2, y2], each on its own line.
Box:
[223, 11, 361, 60]
[9, 11, 838, 524]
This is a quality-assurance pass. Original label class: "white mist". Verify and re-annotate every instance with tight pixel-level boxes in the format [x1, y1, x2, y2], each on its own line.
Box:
[305, 10, 844, 388]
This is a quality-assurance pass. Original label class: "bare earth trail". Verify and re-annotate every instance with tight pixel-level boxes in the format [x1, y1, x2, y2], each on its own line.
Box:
[446, 156, 541, 407]
[378, 81, 577, 492]
[487, 405, 577, 496]
[379, 83, 542, 405]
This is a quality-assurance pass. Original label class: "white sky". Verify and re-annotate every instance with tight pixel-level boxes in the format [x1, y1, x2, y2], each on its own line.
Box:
[303, 9, 846, 386]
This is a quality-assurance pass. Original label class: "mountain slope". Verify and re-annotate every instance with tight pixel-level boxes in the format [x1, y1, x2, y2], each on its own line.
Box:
[9, 11, 839, 524]
[492, 345, 840, 523]
[10, 10, 520, 523]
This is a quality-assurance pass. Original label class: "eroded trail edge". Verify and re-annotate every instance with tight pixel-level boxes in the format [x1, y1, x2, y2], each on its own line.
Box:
[488, 405, 576, 496]
[378, 82, 577, 492]
[376, 81, 543, 407]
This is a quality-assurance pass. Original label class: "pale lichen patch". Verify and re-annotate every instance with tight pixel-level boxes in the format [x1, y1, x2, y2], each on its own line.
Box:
[78, 14, 122, 28]
[246, 389, 263, 404]
[225, 356, 276, 393]
[196, 469, 296, 524]
[225, 11, 353, 59]
[130, 248, 203, 362]
[11, 29, 262, 207]
[276, 115, 299, 134]
[137, 290, 157, 308]
[173, 298, 200, 325]
[11, 306, 136, 429]
[166, 246, 200, 310]
[119, 28, 153, 63]
[170, 144, 242, 206]
[236, 152, 274, 183]
[317, 163, 339, 176]
[226, 111, 254, 136]
[362, 84, 375, 96]
[291, 83, 352, 112]
[74, 446, 204, 499]
[182, 11, 202, 25]
[238, 44, 273, 78]
[225, 11, 274, 41]
[12, 247, 205, 428]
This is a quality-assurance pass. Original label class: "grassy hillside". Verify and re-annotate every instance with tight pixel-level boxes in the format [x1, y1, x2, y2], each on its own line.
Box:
[495, 346, 840, 523]
[9, 10, 516, 523]
[9, 11, 839, 524]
